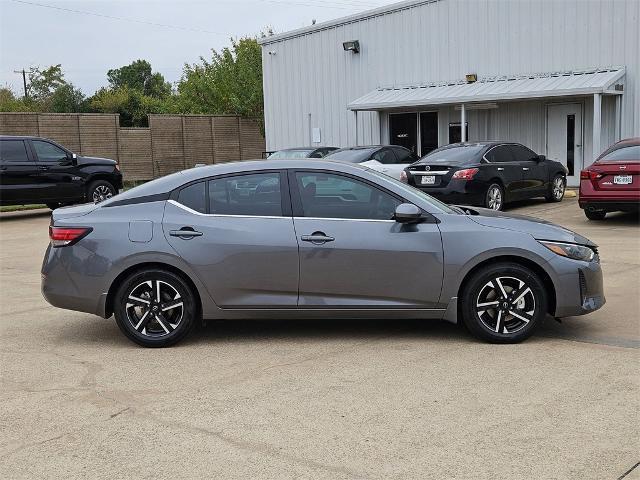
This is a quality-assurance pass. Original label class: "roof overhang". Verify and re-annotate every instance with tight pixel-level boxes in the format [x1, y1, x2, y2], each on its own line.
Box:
[348, 68, 626, 111]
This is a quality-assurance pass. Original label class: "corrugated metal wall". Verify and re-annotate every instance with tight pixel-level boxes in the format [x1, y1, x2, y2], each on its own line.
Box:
[262, 0, 639, 158]
[0, 113, 266, 181]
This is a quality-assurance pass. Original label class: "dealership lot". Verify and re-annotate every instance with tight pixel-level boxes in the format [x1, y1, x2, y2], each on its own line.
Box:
[0, 198, 638, 479]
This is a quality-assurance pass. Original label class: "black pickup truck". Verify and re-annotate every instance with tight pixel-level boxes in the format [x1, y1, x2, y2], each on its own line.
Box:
[0, 135, 123, 209]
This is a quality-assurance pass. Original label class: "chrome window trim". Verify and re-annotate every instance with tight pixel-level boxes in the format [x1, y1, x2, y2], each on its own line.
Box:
[167, 199, 288, 220]
[294, 216, 395, 223]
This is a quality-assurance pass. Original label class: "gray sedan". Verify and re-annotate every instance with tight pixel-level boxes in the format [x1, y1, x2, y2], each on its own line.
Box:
[41, 159, 604, 347]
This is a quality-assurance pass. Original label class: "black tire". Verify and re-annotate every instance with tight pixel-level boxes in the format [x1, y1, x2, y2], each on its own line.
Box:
[46, 202, 60, 210]
[484, 183, 504, 211]
[460, 262, 548, 343]
[545, 174, 566, 202]
[87, 180, 116, 204]
[114, 269, 198, 347]
[584, 208, 607, 220]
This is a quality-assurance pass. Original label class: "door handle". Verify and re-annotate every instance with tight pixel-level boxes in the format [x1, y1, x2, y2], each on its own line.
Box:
[497, 167, 504, 171]
[301, 232, 335, 244]
[38, 165, 49, 171]
[522, 167, 530, 171]
[169, 227, 203, 239]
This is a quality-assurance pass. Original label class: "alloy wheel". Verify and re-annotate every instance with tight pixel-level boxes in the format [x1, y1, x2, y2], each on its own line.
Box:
[475, 276, 536, 335]
[125, 280, 184, 337]
[552, 176, 565, 200]
[93, 185, 114, 203]
[487, 186, 503, 210]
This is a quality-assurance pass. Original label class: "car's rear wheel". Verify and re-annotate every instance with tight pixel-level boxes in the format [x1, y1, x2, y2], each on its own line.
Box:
[584, 208, 607, 220]
[546, 174, 566, 202]
[114, 269, 197, 347]
[484, 183, 504, 211]
[88, 180, 116, 204]
[460, 262, 547, 343]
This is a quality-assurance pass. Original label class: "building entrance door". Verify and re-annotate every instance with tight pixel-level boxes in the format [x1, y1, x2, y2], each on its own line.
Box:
[547, 103, 583, 186]
[389, 113, 417, 154]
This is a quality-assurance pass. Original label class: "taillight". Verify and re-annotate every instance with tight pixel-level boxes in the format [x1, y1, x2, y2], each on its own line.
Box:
[400, 170, 408, 183]
[452, 168, 479, 180]
[580, 170, 602, 180]
[49, 226, 92, 247]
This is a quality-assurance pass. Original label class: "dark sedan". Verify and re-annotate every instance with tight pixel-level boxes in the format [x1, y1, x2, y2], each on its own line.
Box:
[402, 142, 567, 210]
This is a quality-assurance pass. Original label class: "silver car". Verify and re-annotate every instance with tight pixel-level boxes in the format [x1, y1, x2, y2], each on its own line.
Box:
[42, 159, 604, 347]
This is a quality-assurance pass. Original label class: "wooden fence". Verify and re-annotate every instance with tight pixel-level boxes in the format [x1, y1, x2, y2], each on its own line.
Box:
[0, 113, 265, 181]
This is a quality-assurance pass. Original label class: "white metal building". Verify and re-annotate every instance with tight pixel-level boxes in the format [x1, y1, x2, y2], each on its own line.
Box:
[259, 0, 639, 186]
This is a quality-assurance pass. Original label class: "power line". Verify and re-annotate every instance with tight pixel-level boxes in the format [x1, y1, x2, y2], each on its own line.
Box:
[8, 0, 230, 36]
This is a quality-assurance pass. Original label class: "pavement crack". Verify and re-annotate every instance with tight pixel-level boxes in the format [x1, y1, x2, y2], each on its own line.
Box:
[618, 461, 640, 480]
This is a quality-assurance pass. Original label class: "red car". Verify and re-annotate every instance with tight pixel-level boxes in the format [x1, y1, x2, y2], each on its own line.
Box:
[579, 138, 640, 220]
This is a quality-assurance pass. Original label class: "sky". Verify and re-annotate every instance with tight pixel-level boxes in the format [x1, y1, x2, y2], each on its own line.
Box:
[0, 0, 392, 96]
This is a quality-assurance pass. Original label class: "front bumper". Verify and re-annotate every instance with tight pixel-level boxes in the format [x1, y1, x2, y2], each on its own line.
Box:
[548, 254, 605, 318]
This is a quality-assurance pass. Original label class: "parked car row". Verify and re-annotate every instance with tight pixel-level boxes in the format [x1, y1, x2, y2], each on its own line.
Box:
[270, 138, 639, 218]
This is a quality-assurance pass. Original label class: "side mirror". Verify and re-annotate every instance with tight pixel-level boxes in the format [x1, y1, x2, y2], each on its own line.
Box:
[537, 155, 546, 162]
[394, 203, 422, 223]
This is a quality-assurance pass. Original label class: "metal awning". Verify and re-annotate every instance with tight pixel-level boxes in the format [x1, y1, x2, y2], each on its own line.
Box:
[348, 68, 625, 111]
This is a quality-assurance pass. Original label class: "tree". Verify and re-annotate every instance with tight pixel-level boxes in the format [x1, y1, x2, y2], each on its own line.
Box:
[89, 86, 165, 127]
[50, 84, 86, 113]
[175, 37, 263, 118]
[0, 87, 33, 112]
[28, 64, 66, 103]
[107, 60, 171, 99]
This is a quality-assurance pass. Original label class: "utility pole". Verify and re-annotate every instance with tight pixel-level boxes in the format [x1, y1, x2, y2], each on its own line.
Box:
[13, 69, 28, 99]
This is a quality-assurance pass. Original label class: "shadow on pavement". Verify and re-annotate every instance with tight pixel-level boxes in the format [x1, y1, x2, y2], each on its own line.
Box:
[0, 209, 51, 222]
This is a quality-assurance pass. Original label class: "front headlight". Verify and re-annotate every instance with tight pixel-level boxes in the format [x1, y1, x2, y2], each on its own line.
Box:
[539, 240, 596, 262]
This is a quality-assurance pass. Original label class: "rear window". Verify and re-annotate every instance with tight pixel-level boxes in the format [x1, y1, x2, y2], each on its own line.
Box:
[600, 145, 640, 162]
[419, 144, 485, 164]
[325, 148, 376, 163]
[268, 150, 312, 159]
[177, 182, 207, 214]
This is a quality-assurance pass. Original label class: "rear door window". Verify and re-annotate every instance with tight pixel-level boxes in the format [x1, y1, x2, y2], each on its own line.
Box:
[209, 172, 282, 216]
[509, 144, 538, 162]
[485, 145, 514, 163]
[0, 140, 30, 163]
[177, 182, 207, 214]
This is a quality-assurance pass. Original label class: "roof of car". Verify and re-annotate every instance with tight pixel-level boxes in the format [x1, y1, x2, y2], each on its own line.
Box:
[0, 135, 45, 140]
[613, 137, 640, 147]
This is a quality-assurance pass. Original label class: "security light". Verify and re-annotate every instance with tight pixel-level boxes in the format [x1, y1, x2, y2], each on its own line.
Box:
[343, 40, 360, 53]
[465, 73, 478, 83]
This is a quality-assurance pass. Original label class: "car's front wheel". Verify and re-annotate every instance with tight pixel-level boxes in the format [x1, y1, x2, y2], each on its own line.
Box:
[114, 269, 198, 347]
[460, 262, 548, 343]
[87, 180, 117, 204]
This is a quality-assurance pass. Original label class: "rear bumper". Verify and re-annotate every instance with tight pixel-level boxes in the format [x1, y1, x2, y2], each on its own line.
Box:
[579, 198, 640, 212]
[409, 179, 486, 206]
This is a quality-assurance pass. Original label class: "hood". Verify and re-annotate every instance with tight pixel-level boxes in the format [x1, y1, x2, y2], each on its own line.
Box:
[457, 205, 596, 247]
[76, 155, 117, 166]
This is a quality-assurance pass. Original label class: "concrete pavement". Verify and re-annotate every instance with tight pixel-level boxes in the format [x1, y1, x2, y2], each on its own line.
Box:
[0, 197, 638, 479]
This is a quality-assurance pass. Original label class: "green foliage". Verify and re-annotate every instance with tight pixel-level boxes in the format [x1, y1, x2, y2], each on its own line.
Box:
[107, 60, 171, 99]
[0, 34, 268, 125]
[175, 37, 262, 118]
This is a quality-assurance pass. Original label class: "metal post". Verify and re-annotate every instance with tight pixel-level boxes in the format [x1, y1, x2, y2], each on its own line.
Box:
[614, 94, 621, 141]
[354, 110, 359, 146]
[460, 103, 467, 142]
[592, 93, 601, 161]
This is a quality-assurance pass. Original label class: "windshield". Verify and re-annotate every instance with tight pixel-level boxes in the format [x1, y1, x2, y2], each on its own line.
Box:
[364, 167, 457, 214]
[419, 144, 485, 164]
[268, 149, 313, 159]
[325, 148, 376, 163]
[600, 145, 640, 162]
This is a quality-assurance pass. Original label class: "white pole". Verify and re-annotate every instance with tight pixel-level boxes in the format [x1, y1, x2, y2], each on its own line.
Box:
[592, 93, 601, 162]
[354, 110, 359, 146]
[460, 103, 466, 142]
[614, 94, 621, 141]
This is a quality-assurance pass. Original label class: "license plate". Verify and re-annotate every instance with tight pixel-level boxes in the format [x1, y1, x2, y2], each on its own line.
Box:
[614, 175, 633, 185]
[420, 175, 436, 185]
